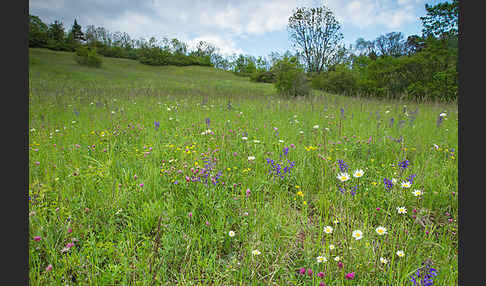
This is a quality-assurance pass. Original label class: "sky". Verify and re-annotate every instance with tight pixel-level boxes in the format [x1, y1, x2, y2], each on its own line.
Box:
[29, 0, 447, 58]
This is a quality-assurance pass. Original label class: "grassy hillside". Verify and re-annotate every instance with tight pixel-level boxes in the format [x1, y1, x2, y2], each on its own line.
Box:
[29, 48, 277, 98]
[29, 48, 457, 285]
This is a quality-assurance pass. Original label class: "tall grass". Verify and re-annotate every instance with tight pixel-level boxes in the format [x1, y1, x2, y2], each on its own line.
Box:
[29, 48, 457, 285]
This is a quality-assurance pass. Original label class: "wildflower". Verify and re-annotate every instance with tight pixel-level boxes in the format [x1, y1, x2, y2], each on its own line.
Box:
[410, 262, 438, 286]
[412, 189, 423, 197]
[396, 250, 405, 257]
[307, 269, 313, 276]
[337, 261, 344, 268]
[296, 191, 304, 197]
[246, 188, 251, 197]
[45, 264, 53, 272]
[337, 160, 348, 172]
[324, 226, 333, 234]
[337, 173, 350, 182]
[398, 160, 410, 170]
[334, 256, 341, 262]
[317, 272, 325, 278]
[317, 256, 327, 263]
[253, 139, 260, 143]
[352, 230, 363, 240]
[401, 181, 412, 188]
[299, 268, 306, 275]
[34, 236, 42, 241]
[353, 169, 364, 178]
[375, 226, 387, 235]
[397, 207, 407, 214]
[248, 156, 256, 161]
[329, 244, 335, 250]
[188, 212, 193, 218]
[242, 137, 248, 140]
[205, 221, 210, 226]
[252, 249, 261, 256]
[313, 125, 319, 129]
[228, 230, 235, 237]
[439, 112, 447, 117]
[345, 272, 355, 280]
[380, 257, 389, 264]
[319, 282, 326, 286]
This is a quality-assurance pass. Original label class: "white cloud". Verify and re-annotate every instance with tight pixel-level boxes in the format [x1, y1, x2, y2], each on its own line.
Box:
[186, 35, 244, 56]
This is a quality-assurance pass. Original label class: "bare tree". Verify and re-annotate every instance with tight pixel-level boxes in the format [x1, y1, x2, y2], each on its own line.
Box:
[288, 5, 343, 73]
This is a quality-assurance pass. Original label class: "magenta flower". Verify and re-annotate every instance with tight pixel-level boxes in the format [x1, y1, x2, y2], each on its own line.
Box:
[188, 212, 193, 218]
[307, 269, 313, 276]
[345, 272, 355, 280]
[246, 188, 251, 197]
[34, 236, 42, 241]
[205, 221, 210, 226]
[67, 228, 72, 234]
[45, 264, 53, 272]
[139, 183, 144, 187]
[338, 261, 344, 269]
[317, 272, 325, 278]
[299, 268, 306, 275]
[66, 242, 75, 248]
[319, 282, 326, 286]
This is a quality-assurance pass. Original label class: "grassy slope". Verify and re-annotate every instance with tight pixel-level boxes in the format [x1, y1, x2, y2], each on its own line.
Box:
[28, 48, 458, 285]
[29, 48, 276, 97]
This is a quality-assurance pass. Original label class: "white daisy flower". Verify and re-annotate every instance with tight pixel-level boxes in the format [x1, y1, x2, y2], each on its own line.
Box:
[412, 190, 423, 197]
[228, 231, 235, 237]
[316, 256, 327, 263]
[352, 230, 363, 240]
[337, 173, 350, 182]
[334, 256, 341, 262]
[397, 207, 407, 214]
[375, 226, 387, 235]
[323, 226, 333, 234]
[380, 257, 388, 264]
[252, 249, 261, 256]
[353, 169, 364, 178]
[396, 250, 405, 257]
[313, 125, 319, 129]
[329, 244, 335, 250]
[242, 137, 248, 140]
[401, 181, 411, 188]
[248, 156, 256, 161]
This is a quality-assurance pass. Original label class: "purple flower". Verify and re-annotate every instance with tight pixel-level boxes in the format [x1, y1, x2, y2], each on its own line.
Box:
[398, 159, 410, 169]
[154, 120, 160, 130]
[337, 160, 348, 172]
[299, 268, 306, 275]
[319, 282, 326, 286]
[345, 272, 355, 280]
[317, 272, 325, 278]
[34, 236, 42, 242]
[383, 178, 393, 190]
[246, 188, 251, 197]
[307, 269, 313, 276]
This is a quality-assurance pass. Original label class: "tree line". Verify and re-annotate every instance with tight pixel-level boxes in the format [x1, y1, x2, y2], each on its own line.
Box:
[29, 0, 458, 102]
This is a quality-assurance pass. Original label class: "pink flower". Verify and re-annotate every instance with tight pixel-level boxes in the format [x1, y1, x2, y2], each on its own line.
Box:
[66, 242, 74, 248]
[45, 264, 53, 272]
[317, 272, 325, 278]
[337, 261, 344, 269]
[345, 272, 355, 280]
[307, 269, 313, 276]
[34, 236, 42, 242]
[67, 228, 72, 234]
[299, 268, 306, 275]
[188, 212, 193, 218]
[205, 221, 210, 226]
[319, 282, 326, 286]
[139, 183, 144, 187]
[246, 188, 251, 197]
[376, 207, 380, 211]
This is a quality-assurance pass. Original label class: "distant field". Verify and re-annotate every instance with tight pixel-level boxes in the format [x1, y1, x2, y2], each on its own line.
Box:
[29, 48, 458, 285]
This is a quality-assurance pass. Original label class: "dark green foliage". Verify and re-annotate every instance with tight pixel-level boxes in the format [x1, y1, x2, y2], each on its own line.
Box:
[420, 0, 458, 39]
[250, 70, 277, 83]
[273, 56, 310, 97]
[74, 46, 103, 68]
[29, 15, 49, 48]
[233, 54, 257, 76]
[311, 64, 357, 96]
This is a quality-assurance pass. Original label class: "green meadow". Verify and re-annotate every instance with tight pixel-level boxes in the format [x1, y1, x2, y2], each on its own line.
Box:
[29, 48, 458, 285]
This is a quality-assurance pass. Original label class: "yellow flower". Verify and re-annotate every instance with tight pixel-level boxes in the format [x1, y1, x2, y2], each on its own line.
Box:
[303, 201, 307, 205]
[296, 191, 304, 197]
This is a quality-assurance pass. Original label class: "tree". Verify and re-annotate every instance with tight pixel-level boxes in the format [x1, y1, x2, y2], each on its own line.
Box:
[420, 0, 458, 39]
[47, 20, 66, 43]
[273, 55, 310, 97]
[288, 4, 343, 73]
[29, 15, 48, 47]
[374, 32, 406, 57]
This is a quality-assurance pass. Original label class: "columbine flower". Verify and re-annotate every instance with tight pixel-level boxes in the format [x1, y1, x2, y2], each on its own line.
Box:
[353, 169, 364, 178]
[375, 226, 387, 235]
[228, 231, 235, 237]
[352, 230, 363, 240]
[380, 257, 388, 264]
[397, 206, 407, 214]
[396, 250, 405, 257]
[337, 173, 350, 182]
[412, 190, 423, 197]
[252, 249, 261, 256]
[317, 256, 327, 263]
[324, 226, 333, 234]
[401, 181, 412, 188]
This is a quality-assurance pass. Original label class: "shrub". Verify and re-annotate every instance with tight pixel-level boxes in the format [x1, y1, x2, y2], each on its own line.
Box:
[250, 70, 277, 83]
[74, 46, 103, 68]
[273, 57, 310, 97]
